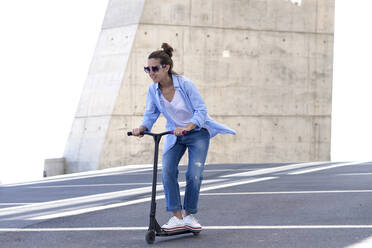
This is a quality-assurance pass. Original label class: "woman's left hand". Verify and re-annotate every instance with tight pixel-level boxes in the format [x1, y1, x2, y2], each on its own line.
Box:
[174, 127, 189, 136]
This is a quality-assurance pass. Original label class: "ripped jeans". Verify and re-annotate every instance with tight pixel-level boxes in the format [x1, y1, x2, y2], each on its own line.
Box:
[162, 128, 210, 214]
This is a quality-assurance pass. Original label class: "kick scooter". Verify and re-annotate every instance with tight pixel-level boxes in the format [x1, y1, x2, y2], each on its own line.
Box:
[127, 130, 200, 244]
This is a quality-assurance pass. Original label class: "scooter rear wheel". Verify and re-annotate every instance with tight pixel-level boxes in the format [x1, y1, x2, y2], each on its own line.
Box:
[146, 230, 156, 244]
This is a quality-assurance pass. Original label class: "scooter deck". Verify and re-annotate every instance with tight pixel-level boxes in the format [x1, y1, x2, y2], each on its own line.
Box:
[156, 228, 201, 236]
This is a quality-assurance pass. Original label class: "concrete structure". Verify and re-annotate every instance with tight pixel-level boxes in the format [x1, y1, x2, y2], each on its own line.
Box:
[44, 158, 65, 177]
[63, 0, 335, 173]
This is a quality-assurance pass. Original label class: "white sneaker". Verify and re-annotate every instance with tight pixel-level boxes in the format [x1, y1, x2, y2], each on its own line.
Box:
[161, 216, 186, 232]
[183, 214, 202, 231]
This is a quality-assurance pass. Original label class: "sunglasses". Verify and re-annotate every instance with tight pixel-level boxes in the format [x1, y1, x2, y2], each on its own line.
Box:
[144, 64, 166, 74]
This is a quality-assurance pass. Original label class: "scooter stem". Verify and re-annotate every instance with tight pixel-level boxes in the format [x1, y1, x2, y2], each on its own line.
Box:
[150, 134, 162, 232]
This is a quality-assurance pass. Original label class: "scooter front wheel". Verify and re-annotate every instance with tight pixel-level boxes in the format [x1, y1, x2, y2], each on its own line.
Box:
[145, 230, 156, 244]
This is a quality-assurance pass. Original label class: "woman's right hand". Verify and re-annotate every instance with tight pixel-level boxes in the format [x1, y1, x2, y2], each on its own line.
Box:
[132, 126, 146, 137]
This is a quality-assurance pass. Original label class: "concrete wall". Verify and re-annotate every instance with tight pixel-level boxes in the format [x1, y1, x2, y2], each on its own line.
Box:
[44, 158, 65, 177]
[63, 0, 145, 173]
[64, 0, 335, 173]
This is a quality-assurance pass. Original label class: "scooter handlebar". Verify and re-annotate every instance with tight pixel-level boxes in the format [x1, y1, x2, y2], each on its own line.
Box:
[127, 130, 188, 136]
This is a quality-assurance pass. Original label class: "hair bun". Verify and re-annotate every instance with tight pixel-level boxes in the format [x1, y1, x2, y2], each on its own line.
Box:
[161, 43, 174, 58]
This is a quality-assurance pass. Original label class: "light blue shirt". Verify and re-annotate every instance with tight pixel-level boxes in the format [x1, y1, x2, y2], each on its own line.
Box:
[141, 74, 236, 154]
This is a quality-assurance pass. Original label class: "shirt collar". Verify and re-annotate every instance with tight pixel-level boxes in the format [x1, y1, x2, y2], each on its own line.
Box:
[155, 74, 179, 91]
[172, 74, 180, 88]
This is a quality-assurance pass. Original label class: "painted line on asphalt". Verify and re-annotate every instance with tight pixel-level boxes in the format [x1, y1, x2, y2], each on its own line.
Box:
[199, 177, 277, 192]
[28, 177, 277, 220]
[28, 183, 155, 188]
[200, 189, 372, 196]
[0, 203, 32, 206]
[220, 162, 331, 178]
[2, 225, 372, 232]
[0, 227, 147, 232]
[1, 164, 154, 187]
[28, 197, 158, 220]
[336, 173, 372, 176]
[205, 225, 372, 230]
[288, 161, 370, 175]
[134, 169, 257, 175]
[0, 185, 163, 217]
[1, 180, 221, 218]
[203, 169, 256, 172]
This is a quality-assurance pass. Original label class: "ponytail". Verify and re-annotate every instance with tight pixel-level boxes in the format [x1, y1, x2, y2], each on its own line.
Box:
[148, 43, 177, 75]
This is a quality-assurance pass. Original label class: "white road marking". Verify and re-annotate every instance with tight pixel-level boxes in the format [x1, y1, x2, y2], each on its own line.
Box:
[28, 197, 159, 220]
[203, 169, 256, 172]
[0, 179, 222, 219]
[337, 173, 372, 176]
[288, 161, 370, 175]
[346, 236, 372, 248]
[2, 225, 372, 232]
[199, 177, 277, 192]
[1, 164, 154, 187]
[1, 180, 212, 218]
[29, 183, 154, 188]
[0, 227, 147, 232]
[204, 225, 372, 230]
[0, 185, 164, 217]
[200, 190, 372, 196]
[28, 177, 277, 220]
[117, 168, 154, 174]
[221, 162, 331, 178]
[0, 203, 32, 206]
[122, 172, 154, 175]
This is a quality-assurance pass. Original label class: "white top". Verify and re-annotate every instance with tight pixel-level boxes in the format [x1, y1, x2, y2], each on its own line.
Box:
[161, 90, 193, 127]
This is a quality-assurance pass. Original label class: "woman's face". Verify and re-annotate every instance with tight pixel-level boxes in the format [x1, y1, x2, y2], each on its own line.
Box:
[146, 58, 169, 83]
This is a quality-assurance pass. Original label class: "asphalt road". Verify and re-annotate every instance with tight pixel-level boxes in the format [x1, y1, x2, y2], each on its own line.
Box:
[1, 161, 372, 248]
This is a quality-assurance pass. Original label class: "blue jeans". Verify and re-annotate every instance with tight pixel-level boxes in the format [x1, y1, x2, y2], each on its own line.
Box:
[162, 128, 210, 214]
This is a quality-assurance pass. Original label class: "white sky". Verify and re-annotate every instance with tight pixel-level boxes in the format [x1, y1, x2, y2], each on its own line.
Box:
[0, 1, 108, 184]
[0, 1, 371, 184]
[332, 1, 372, 162]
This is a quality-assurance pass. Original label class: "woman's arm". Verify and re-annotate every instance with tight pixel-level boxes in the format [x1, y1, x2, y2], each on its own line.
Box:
[133, 87, 160, 137]
[140, 87, 160, 131]
[184, 81, 208, 128]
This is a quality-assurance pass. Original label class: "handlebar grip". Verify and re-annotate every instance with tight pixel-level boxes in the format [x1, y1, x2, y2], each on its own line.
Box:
[127, 131, 145, 136]
[170, 130, 188, 135]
